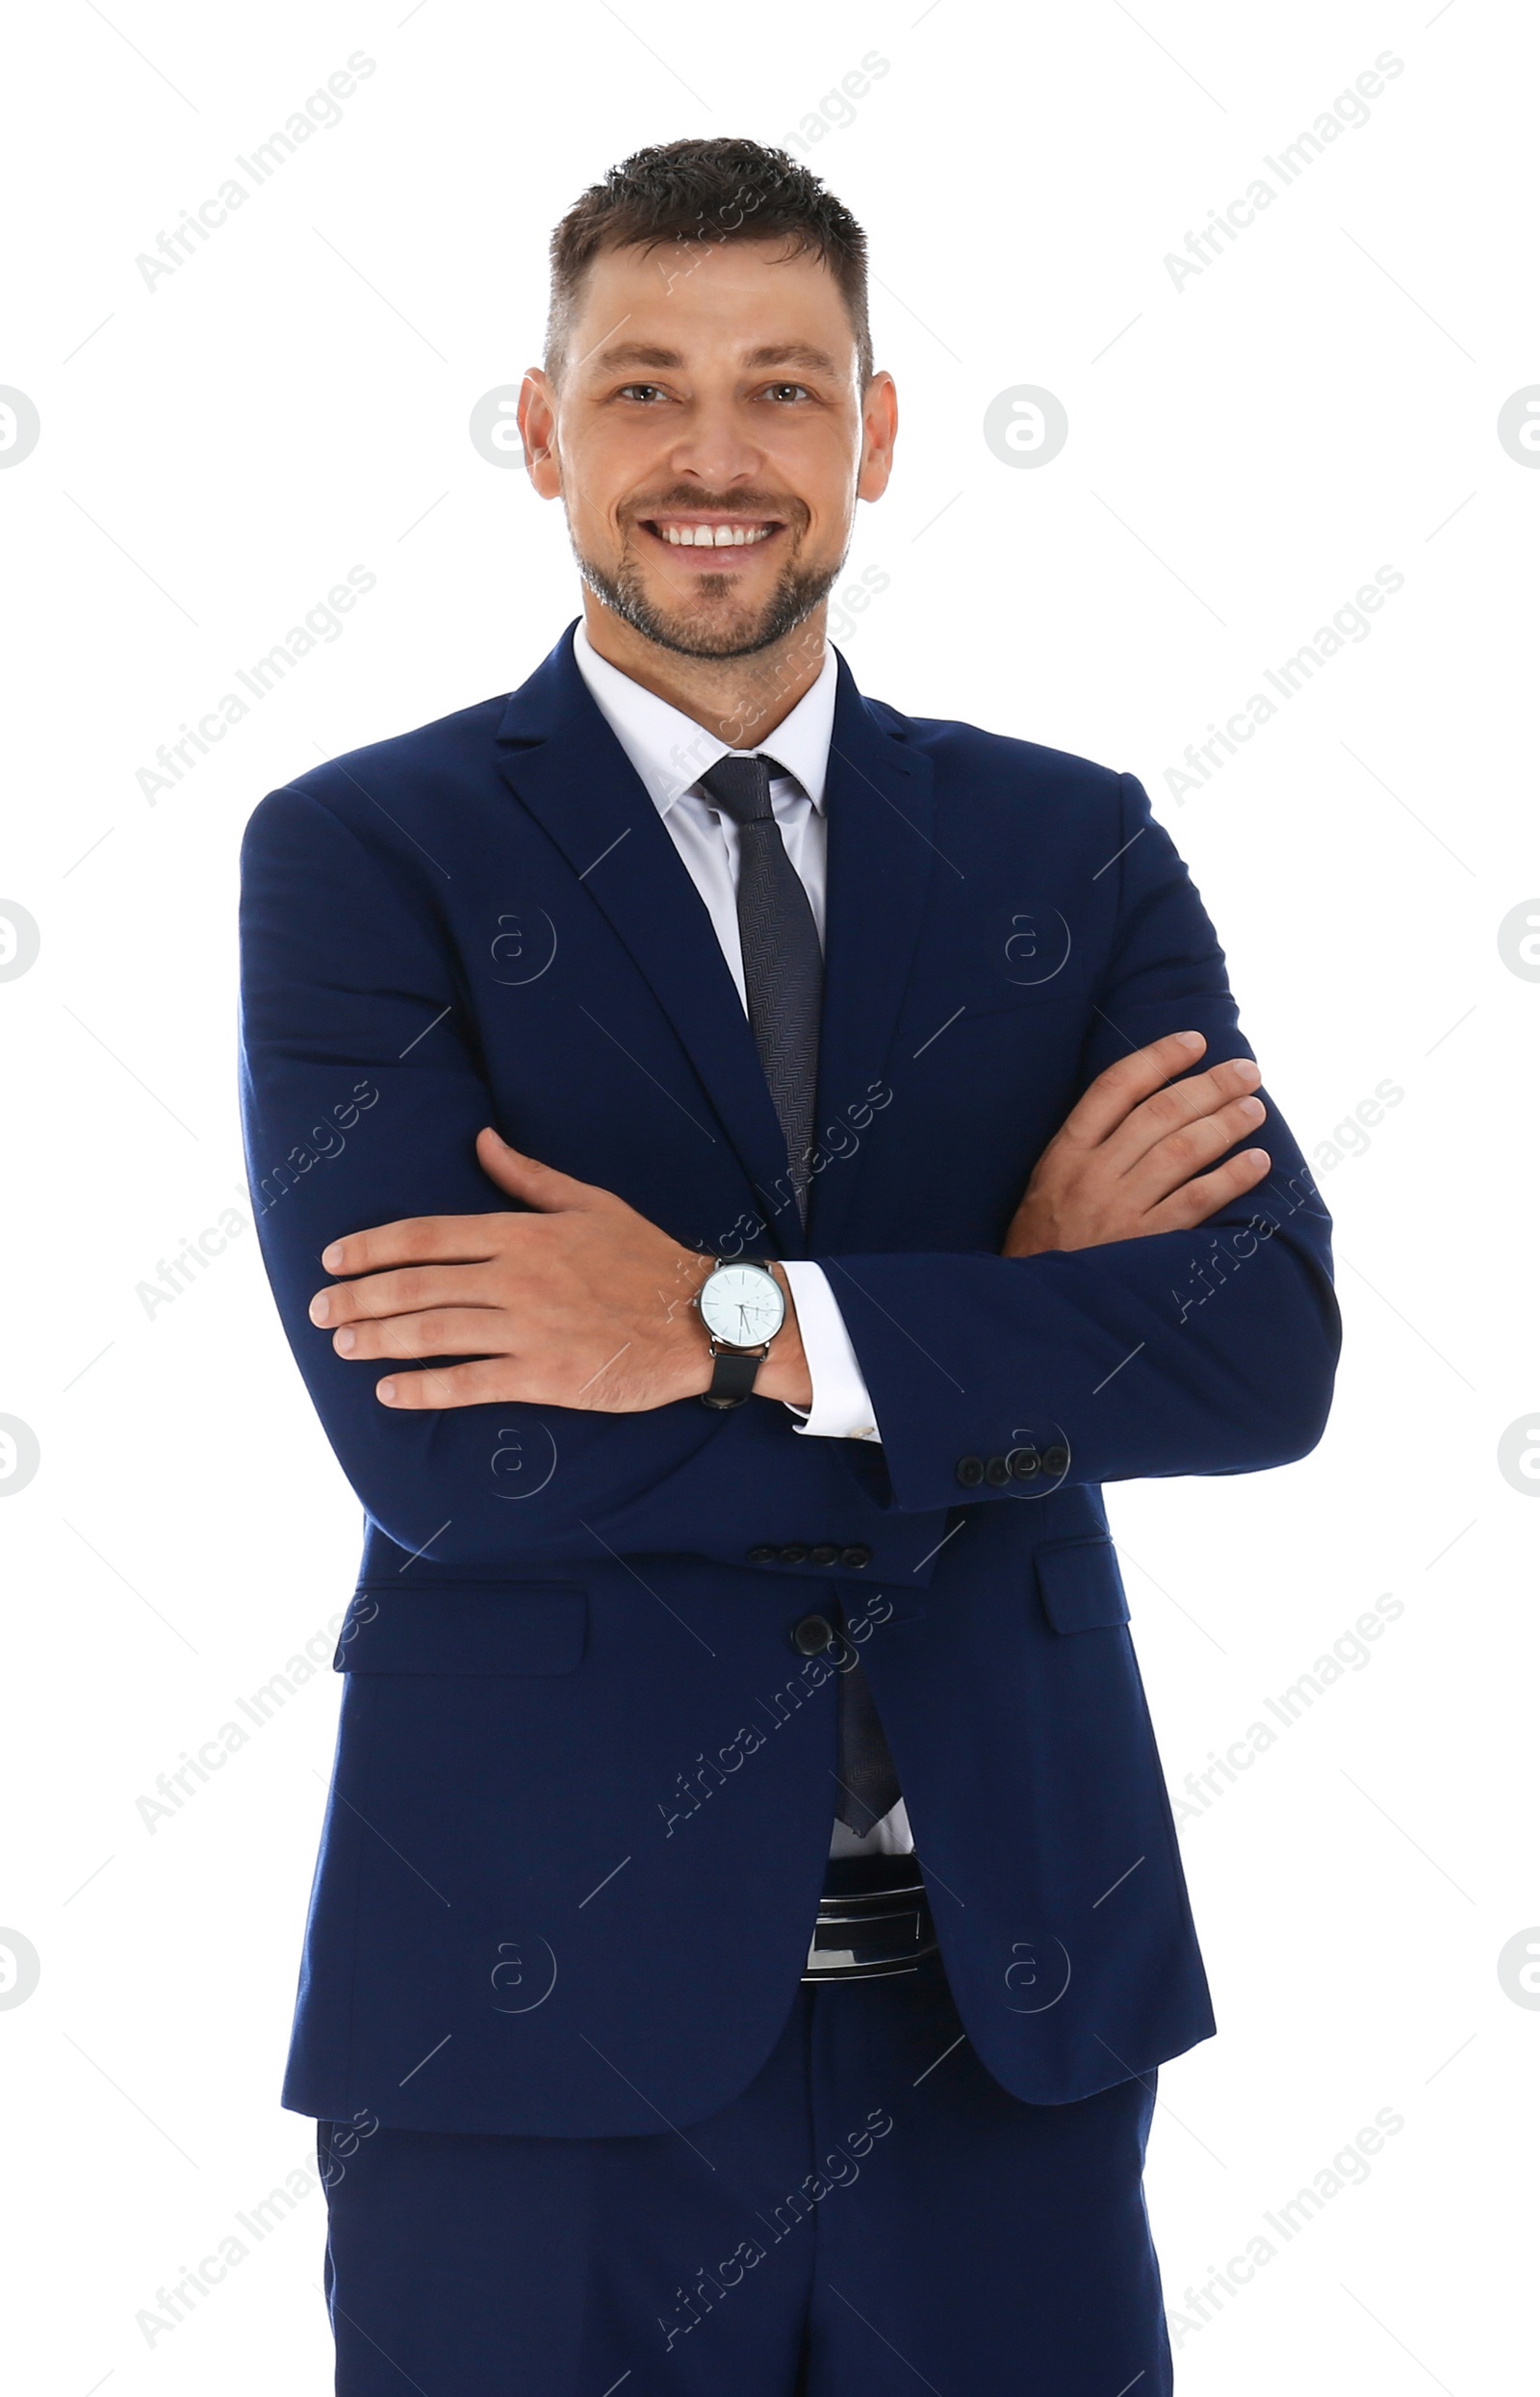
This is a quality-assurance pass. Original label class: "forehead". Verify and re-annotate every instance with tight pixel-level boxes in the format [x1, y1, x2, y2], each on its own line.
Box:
[569, 237, 858, 375]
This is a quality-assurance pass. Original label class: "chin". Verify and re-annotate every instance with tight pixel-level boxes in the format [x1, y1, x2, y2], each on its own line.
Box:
[581, 554, 840, 662]
[651, 606, 788, 660]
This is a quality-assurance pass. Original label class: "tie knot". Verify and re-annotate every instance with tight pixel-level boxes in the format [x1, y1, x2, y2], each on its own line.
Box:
[698, 752, 785, 827]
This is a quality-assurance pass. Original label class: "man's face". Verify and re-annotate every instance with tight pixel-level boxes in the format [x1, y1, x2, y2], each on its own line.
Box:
[522, 239, 894, 659]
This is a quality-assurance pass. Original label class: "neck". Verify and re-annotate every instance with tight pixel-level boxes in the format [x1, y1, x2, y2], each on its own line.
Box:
[579, 596, 828, 751]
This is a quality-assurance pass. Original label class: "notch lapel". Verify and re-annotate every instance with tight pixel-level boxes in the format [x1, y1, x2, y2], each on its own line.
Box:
[808, 657, 939, 1250]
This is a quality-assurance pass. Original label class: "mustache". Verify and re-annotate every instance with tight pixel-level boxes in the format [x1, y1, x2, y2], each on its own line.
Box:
[624, 493, 808, 528]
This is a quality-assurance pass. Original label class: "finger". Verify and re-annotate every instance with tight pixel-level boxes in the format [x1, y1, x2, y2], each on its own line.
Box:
[1120, 1090, 1268, 1202]
[1102, 1056, 1262, 1173]
[310, 1263, 487, 1327]
[376, 1357, 531, 1410]
[320, 1214, 503, 1281]
[333, 1307, 505, 1362]
[475, 1127, 608, 1213]
[1142, 1148, 1272, 1233]
[1058, 1032, 1207, 1149]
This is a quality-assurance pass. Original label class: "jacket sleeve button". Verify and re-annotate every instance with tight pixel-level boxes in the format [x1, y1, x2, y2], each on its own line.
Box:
[791, 1611, 835, 1656]
[1042, 1443, 1070, 1475]
[956, 1456, 986, 1487]
[840, 1544, 871, 1568]
[778, 1543, 809, 1564]
[1009, 1447, 1040, 1480]
[746, 1545, 776, 1563]
[985, 1456, 1012, 1486]
[808, 1542, 838, 1566]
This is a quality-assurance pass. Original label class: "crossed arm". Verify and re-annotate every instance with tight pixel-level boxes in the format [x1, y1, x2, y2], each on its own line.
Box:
[306, 1030, 1271, 1423]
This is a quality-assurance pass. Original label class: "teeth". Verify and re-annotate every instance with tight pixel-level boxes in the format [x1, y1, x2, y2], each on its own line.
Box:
[656, 523, 774, 548]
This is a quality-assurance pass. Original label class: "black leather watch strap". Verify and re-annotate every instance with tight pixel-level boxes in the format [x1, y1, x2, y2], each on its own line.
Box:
[701, 1347, 764, 1410]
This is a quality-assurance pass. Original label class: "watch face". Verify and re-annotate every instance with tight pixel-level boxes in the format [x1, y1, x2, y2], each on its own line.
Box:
[700, 1262, 785, 1349]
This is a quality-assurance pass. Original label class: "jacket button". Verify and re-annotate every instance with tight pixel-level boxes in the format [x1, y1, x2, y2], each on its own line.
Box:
[791, 1612, 835, 1656]
[985, 1456, 1012, 1486]
[1043, 1443, 1069, 1475]
[1009, 1447, 1040, 1480]
[840, 1544, 871, 1568]
[777, 1542, 808, 1564]
[956, 1456, 986, 1487]
[746, 1544, 776, 1563]
[808, 1542, 838, 1566]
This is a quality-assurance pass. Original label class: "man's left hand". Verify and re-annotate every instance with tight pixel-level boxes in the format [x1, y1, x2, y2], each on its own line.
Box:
[307, 1129, 810, 1412]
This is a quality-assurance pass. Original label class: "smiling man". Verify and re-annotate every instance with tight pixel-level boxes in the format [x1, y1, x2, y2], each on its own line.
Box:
[238, 138, 1339, 2396]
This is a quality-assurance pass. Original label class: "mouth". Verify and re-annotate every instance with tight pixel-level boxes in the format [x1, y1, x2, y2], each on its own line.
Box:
[635, 513, 787, 565]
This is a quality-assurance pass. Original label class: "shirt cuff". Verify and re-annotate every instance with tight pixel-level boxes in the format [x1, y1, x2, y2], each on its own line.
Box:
[778, 1260, 883, 1442]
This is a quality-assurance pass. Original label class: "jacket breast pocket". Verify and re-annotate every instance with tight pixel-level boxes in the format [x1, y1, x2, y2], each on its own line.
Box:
[333, 1582, 588, 1676]
[1034, 1537, 1131, 1635]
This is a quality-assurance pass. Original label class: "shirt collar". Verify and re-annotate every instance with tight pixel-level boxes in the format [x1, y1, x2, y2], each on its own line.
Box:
[572, 618, 837, 817]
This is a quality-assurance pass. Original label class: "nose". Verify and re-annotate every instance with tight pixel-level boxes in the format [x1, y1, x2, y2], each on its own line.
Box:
[660, 400, 767, 496]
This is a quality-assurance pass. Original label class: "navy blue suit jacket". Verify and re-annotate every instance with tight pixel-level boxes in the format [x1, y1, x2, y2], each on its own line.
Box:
[238, 622, 1339, 2137]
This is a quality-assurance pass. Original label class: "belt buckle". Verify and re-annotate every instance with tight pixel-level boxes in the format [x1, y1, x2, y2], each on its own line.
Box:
[801, 1865, 938, 1984]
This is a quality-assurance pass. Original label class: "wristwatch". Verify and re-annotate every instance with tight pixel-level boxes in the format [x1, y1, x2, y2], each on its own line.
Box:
[696, 1259, 786, 1409]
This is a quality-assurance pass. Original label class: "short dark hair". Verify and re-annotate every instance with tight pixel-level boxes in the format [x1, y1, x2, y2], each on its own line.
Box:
[546, 137, 872, 388]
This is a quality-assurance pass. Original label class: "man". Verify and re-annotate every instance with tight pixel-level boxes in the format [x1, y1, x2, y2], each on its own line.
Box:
[238, 138, 1338, 2394]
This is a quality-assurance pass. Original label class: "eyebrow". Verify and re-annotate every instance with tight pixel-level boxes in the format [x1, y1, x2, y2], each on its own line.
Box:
[590, 340, 844, 377]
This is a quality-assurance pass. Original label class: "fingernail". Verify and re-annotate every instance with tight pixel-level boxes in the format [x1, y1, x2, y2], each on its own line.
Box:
[1176, 1031, 1204, 1050]
[321, 1242, 344, 1271]
[309, 1294, 331, 1325]
[1239, 1096, 1264, 1121]
[334, 1327, 355, 1353]
[378, 1379, 397, 1405]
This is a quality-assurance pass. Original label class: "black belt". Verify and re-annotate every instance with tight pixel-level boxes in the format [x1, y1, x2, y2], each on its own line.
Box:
[802, 1852, 938, 1983]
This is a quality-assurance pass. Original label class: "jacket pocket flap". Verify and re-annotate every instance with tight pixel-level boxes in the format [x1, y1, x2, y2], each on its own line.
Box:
[1035, 1538, 1130, 1634]
[334, 1583, 587, 1677]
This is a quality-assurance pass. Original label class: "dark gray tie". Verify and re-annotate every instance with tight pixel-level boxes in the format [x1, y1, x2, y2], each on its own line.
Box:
[698, 751, 904, 1841]
[697, 751, 821, 1219]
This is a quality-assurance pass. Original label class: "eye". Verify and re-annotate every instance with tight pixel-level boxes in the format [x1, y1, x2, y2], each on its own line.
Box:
[616, 382, 669, 403]
[761, 382, 812, 403]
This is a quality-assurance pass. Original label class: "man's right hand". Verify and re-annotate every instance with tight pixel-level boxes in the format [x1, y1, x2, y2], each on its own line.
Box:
[1003, 1030, 1271, 1258]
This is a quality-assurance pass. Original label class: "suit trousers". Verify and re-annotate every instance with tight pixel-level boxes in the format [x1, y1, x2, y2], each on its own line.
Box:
[318, 1947, 1173, 2395]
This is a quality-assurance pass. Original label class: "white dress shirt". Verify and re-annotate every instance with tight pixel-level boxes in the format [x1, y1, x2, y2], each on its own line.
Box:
[571, 621, 912, 1859]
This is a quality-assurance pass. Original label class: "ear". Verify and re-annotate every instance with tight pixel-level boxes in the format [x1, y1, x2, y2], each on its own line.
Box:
[519, 370, 562, 497]
[857, 370, 898, 502]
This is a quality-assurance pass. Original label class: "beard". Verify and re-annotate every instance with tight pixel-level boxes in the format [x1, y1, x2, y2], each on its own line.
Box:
[573, 525, 847, 660]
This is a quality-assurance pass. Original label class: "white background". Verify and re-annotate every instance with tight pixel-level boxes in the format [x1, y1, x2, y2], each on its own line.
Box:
[1, 1, 1534, 2388]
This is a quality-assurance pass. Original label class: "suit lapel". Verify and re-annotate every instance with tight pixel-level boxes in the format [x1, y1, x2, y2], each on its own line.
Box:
[493, 629, 937, 1260]
[809, 658, 938, 1250]
[493, 627, 804, 1251]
